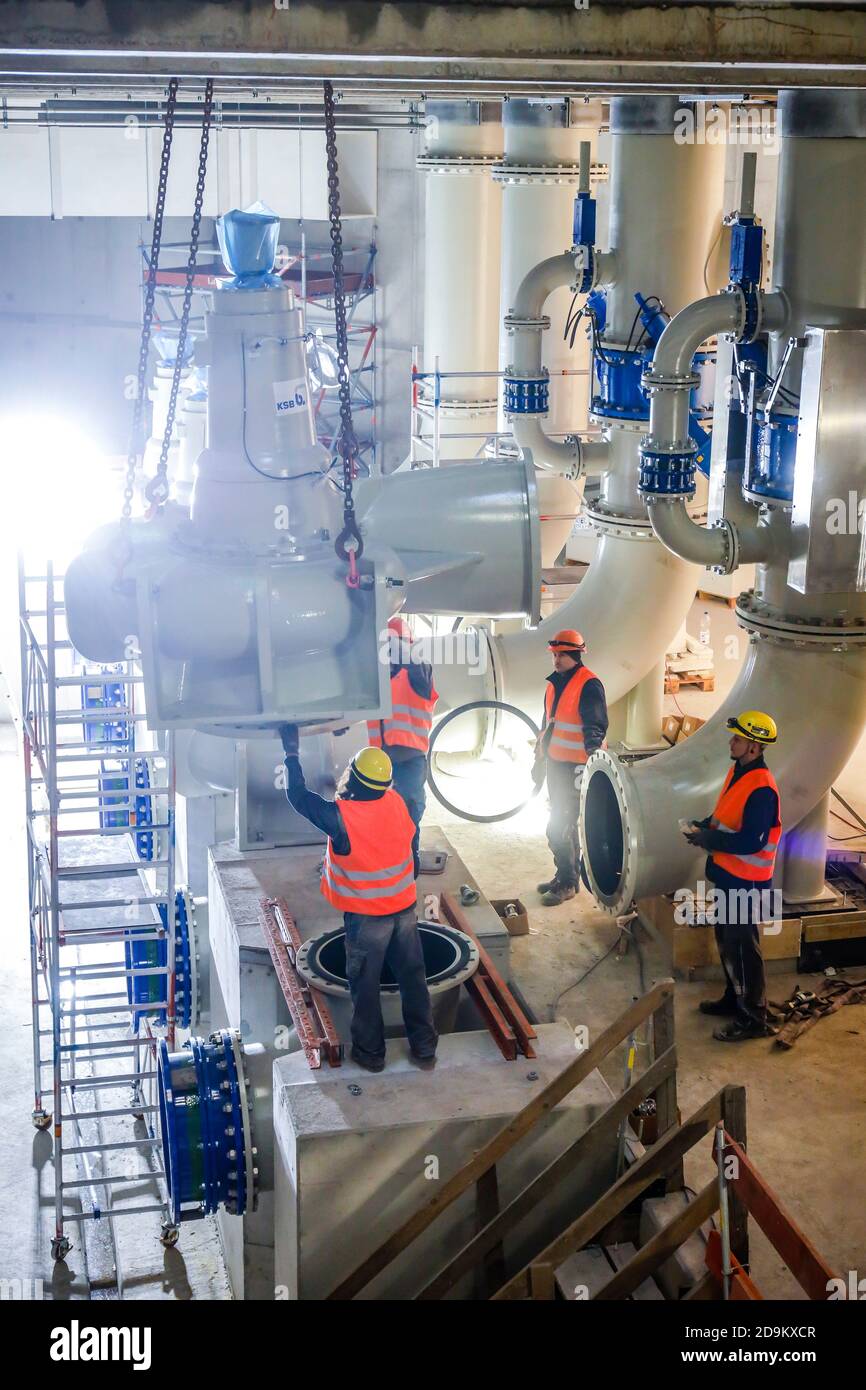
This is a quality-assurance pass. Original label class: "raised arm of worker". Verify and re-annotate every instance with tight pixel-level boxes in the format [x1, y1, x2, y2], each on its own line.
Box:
[578, 673, 609, 756]
[278, 724, 420, 877]
[279, 723, 350, 855]
[687, 783, 779, 853]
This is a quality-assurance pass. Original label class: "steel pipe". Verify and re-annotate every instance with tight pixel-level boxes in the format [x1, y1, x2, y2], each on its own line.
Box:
[580, 639, 866, 915]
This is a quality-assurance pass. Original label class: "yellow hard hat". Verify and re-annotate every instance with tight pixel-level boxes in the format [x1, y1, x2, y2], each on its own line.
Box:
[351, 746, 393, 791]
[726, 710, 777, 745]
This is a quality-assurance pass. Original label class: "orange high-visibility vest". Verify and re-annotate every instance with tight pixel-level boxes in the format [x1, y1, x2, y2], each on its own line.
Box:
[367, 667, 439, 756]
[709, 764, 782, 882]
[320, 789, 418, 916]
[543, 666, 606, 764]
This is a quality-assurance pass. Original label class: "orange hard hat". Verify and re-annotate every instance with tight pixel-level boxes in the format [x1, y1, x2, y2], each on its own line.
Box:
[548, 628, 586, 653]
[387, 615, 413, 641]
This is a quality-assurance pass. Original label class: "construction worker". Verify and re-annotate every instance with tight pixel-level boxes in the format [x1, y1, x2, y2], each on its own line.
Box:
[279, 724, 437, 1073]
[368, 615, 438, 853]
[533, 629, 609, 906]
[682, 710, 781, 1042]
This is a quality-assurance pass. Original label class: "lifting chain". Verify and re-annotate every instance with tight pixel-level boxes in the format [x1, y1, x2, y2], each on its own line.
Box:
[123, 77, 178, 522]
[323, 80, 364, 584]
[145, 78, 214, 513]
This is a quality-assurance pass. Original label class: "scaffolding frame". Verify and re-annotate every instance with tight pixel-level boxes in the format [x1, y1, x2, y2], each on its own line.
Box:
[20, 556, 178, 1268]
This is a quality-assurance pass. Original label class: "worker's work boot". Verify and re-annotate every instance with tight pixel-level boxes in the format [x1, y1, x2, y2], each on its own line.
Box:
[537, 875, 561, 895]
[698, 995, 738, 1017]
[350, 1047, 385, 1073]
[540, 883, 576, 907]
[712, 1018, 775, 1043]
[409, 1051, 437, 1071]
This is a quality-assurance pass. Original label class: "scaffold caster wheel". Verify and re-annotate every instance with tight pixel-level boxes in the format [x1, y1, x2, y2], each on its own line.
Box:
[51, 1236, 71, 1262]
[159, 1222, 179, 1249]
[32, 1108, 52, 1130]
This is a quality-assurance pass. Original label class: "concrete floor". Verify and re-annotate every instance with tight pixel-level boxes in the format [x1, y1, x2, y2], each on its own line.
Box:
[432, 596, 866, 1300]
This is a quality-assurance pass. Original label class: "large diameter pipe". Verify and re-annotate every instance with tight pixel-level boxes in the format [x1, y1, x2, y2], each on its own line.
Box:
[420, 100, 502, 459]
[495, 533, 697, 718]
[605, 97, 726, 340]
[497, 98, 600, 437]
[768, 90, 866, 385]
[579, 639, 866, 915]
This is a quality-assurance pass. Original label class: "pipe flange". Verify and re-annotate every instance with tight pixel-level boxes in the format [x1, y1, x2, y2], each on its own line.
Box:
[742, 487, 793, 513]
[578, 748, 638, 916]
[718, 284, 749, 344]
[491, 160, 605, 186]
[640, 368, 701, 394]
[738, 285, 762, 344]
[588, 412, 646, 436]
[504, 312, 552, 334]
[296, 923, 480, 996]
[708, 517, 738, 576]
[416, 154, 500, 174]
[735, 593, 866, 647]
[415, 391, 499, 417]
[583, 502, 656, 540]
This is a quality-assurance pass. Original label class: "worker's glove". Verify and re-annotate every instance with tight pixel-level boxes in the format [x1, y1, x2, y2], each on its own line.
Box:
[531, 758, 547, 791]
[278, 723, 300, 757]
[684, 827, 710, 849]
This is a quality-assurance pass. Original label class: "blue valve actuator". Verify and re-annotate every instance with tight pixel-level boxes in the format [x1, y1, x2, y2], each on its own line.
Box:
[572, 190, 596, 249]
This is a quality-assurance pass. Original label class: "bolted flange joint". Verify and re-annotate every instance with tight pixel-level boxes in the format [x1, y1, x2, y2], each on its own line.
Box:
[503, 366, 550, 416]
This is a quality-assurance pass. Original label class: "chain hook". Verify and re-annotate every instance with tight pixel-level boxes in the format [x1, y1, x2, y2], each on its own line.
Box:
[322, 80, 364, 581]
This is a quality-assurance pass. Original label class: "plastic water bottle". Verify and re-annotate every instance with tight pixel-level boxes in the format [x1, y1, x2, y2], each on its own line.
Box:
[699, 609, 711, 647]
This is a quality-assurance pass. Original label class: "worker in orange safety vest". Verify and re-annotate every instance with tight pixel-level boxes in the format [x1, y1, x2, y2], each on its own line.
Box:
[683, 710, 782, 1042]
[279, 724, 437, 1073]
[368, 615, 438, 854]
[533, 629, 608, 906]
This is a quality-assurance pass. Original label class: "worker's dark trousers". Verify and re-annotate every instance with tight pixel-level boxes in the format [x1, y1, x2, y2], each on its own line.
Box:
[546, 758, 583, 888]
[344, 906, 438, 1064]
[391, 753, 428, 837]
[712, 883, 769, 1026]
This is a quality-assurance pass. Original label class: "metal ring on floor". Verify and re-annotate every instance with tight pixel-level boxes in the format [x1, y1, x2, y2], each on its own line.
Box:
[426, 699, 541, 824]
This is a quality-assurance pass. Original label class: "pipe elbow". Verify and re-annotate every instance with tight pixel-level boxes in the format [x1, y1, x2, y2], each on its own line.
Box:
[646, 496, 728, 570]
[513, 418, 581, 477]
[509, 251, 578, 325]
[593, 249, 617, 290]
[652, 290, 744, 382]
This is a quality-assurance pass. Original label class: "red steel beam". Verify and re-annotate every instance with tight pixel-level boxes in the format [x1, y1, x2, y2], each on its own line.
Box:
[439, 891, 537, 1058]
[722, 1134, 838, 1300]
[465, 975, 517, 1061]
[259, 897, 342, 1070]
[705, 1229, 763, 1301]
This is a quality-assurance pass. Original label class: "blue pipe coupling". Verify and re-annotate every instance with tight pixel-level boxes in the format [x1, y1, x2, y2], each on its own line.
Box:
[125, 886, 197, 1031]
[504, 368, 549, 416]
[638, 444, 698, 496]
[158, 1028, 258, 1224]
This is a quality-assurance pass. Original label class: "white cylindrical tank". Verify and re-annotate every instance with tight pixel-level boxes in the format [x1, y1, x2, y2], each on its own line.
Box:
[418, 100, 502, 461]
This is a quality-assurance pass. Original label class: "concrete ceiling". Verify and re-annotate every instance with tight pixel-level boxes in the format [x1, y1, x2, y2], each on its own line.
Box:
[1, 1, 865, 100]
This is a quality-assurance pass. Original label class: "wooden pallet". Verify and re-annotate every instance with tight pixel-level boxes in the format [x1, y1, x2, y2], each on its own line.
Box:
[698, 588, 738, 610]
[665, 670, 715, 694]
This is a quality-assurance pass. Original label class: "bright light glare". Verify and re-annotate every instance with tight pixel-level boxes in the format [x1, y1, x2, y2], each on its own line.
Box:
[433, 743, 549, 832]
[2, 415, 119, 567]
